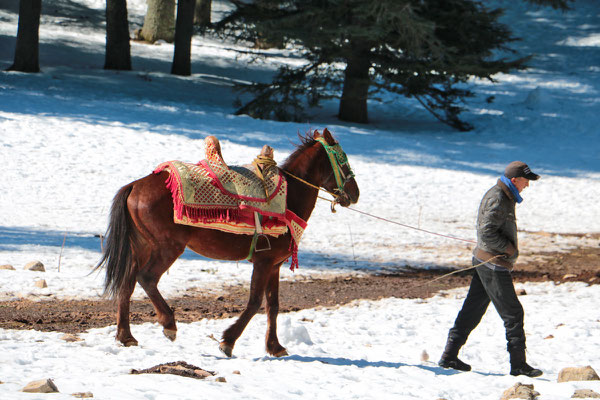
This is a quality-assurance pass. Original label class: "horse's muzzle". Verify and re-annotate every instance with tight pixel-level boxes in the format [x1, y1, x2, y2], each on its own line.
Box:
[337, 190, 358, 207]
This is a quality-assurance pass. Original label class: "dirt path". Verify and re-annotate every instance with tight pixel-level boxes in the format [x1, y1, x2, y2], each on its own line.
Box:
[0, 245, 598, 334]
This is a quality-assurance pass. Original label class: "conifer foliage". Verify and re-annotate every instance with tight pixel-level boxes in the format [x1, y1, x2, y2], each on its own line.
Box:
[218, 0, 563, 130]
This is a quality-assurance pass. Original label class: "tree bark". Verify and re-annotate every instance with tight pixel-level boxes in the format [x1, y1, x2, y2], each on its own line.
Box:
[105, 0, 131, 70]
[7, 0, 42, 73]
[338, 48, 371, 123]
[137, 0, 175, 43]
[194, 0, 211, 27]
[171, 0, 195, 76]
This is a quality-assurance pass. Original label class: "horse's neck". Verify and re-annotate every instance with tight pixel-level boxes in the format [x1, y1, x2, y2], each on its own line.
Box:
[282, 153, 322, 222]
[285, 176, 319, 222]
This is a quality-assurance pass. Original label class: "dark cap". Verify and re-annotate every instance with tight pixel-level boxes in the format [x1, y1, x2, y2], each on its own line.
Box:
[504, 161, 540, 180]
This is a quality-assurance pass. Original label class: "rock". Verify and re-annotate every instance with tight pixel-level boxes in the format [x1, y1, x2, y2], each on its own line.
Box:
[24, 261, 45, 272]
[421, 350, 429, 362]
[72, 392, 94, 398]
[215, 377, 227, 383]
[544, 334, 554, 339]
[232, 370, 241, 375]
[516, 289, 527, 296]
[572, 389, 600, 398]
[523, 86, 551, 110]
[558, 366, 600, 382]
[131, 361, 215, 380]
[61, 333, 83, 342]
[21, 378, 59, 393]
[563, 274, 577, 280]
[34, 279, 48, 288]
[0, 264, 15, 270]
[501, 383, 539, 400]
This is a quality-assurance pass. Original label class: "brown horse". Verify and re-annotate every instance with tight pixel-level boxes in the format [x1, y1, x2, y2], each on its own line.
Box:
[95, 128, 359, 357]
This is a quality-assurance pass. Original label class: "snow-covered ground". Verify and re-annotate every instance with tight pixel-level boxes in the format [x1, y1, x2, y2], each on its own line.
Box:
[0, 282, 599, 400]
[0, 0, 599, 398]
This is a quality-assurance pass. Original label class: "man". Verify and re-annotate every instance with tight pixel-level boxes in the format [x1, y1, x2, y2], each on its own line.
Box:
[438, 161, 542, 377]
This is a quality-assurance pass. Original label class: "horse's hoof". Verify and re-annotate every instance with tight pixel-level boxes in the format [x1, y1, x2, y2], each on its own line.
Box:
[219, 342, 233, 357]
[163, 328, 177, 342]
[118, 337, 138, 347]
[273, 349, 289, 358]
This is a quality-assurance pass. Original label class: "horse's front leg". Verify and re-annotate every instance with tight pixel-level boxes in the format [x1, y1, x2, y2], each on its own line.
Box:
[265, 263, 287, 357]
[220, 261, 271, 357]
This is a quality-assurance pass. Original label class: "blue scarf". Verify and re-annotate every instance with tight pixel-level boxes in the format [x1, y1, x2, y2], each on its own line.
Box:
[500, 175, 523, 203]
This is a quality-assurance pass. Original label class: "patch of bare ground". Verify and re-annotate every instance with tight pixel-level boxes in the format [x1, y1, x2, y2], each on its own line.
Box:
[0, 242, 597, 334]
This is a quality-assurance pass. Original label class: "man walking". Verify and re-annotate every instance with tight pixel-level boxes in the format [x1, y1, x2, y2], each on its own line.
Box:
[438, 161, 542, 377]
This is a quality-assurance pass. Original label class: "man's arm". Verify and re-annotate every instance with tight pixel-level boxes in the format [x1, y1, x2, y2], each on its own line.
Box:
[479, 197, 515, 257]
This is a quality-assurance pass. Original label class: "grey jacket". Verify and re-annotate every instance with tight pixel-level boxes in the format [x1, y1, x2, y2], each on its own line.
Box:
[473, 179, 518, 269]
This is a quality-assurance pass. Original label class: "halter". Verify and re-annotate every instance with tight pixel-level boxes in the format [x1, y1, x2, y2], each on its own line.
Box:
[315, 137, 355, 195]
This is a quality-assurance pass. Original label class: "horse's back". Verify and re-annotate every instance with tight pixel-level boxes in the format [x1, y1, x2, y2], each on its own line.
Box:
[127, 171, 255, 262]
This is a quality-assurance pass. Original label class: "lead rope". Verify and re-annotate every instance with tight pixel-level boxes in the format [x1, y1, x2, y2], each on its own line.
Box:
[405, 255, 503, 292]
[282, 164, 504, 285]
[290, 176, 505, 284]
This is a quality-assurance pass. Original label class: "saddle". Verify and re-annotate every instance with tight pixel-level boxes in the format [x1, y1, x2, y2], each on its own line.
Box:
[154, 136, 306, 268]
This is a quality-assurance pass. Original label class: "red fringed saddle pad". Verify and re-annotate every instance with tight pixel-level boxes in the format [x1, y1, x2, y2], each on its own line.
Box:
[153, 138, 306, 269]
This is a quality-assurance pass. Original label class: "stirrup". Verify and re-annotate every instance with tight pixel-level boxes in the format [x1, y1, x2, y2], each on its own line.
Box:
[255, 234, 271, 252]
[253, 211, 271, 252]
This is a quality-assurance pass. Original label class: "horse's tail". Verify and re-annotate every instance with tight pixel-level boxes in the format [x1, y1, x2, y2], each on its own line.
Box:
[94, 183, 139, 299]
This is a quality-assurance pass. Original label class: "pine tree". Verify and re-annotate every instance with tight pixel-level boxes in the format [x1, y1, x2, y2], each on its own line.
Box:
[8, 0, 42, 73]
[105, 0, 132, 70]
[171, 0, 196, 76]
[217, 0, 571, 130]
[194, 0, 212, 27]
[135, 0, 175, 43]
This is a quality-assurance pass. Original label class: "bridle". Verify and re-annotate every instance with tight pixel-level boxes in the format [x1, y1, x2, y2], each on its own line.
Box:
[314, 137, 355, 196]
[280, 137, 355, 211]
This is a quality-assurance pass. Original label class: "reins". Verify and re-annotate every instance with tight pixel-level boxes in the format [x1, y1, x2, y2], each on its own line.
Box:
[280, 169, 340, 198]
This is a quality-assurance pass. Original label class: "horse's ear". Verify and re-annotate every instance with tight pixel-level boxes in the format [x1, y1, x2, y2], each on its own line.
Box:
[322, 128, 336, 145]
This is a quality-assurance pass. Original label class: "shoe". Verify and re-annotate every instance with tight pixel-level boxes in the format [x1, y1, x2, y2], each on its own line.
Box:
[510, 363, 543, 377]
[508, 347, 542, 377]
[438, 357, 472, 372]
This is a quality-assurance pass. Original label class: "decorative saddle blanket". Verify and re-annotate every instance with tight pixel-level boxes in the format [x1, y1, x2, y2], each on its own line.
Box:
[153, 136, 306, 269]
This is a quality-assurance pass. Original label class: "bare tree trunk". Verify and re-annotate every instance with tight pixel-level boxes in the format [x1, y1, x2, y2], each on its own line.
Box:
[194, 0, 211, 27]
[171, 0, 195, 76]
[338, 48, 371, 123]
[137, 0, 175, 43]
[105, 0, 131, 70]
[7, 0, 41, 73]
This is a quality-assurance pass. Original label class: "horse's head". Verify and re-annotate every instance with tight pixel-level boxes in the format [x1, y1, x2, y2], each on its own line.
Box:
[314, 128, 359, 207]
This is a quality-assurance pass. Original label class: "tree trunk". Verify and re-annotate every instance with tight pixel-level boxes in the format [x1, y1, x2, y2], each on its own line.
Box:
[7, 0, 42, 73]
[194, 0, 211, 27]
[105, 0, 131, 70]
[137, 0, 175, 43]
[338, 49, 371, 124]
[171, 0, 195, 76]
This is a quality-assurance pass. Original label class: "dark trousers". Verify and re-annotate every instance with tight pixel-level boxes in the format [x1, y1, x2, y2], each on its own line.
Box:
[447, 259, 526, 352]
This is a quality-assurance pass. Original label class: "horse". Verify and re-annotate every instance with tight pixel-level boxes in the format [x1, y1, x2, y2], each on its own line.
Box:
[94, 128, 359, 357]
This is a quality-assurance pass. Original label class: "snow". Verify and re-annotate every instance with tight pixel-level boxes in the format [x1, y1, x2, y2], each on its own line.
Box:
[0, 0, 599, 399]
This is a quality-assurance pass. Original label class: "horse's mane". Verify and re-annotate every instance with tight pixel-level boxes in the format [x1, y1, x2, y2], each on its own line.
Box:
[280, 131, 320, 175]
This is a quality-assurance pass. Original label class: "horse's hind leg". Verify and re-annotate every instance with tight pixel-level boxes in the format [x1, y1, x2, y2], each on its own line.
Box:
[116, 272, 138, 346]
[265, 264, 287, 357]
[136, 246, 184, 341]
[220, 261, 272, 357]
